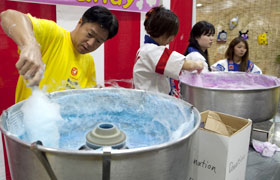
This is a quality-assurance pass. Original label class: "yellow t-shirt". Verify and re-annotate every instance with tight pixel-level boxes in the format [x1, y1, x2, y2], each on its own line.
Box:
[15, 15, 97, 103]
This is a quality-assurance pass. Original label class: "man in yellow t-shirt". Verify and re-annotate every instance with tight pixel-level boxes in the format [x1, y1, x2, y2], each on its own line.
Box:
[0, 6, 119, 103]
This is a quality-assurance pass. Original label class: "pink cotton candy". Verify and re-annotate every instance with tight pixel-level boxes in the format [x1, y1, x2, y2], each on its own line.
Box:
[252, 139, 280, 157]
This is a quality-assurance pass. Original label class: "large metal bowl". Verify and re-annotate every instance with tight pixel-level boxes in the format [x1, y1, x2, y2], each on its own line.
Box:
[0, 88, 200, 180]
[180, 72, 280, 123]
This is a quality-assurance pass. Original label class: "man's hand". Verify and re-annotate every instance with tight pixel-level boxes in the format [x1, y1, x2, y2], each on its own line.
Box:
[16, 43, 45, 86]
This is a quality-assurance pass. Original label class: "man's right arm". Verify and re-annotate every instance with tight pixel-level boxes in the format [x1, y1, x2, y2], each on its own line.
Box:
[1, 10, 44, 86]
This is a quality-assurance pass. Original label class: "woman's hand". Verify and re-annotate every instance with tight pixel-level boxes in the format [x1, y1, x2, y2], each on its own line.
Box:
[182, 60, 204, 73]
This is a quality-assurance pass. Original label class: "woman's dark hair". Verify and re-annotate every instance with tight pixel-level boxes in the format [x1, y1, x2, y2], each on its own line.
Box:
[81, 6, 119, 40]
[144, 6, 179, 38]
[184, 21, 215, 71]
[225, 37, 249, 72]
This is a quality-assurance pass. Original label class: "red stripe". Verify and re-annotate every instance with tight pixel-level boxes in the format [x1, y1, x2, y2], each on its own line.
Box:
[155, 48, 172, 74]
[170, 0, 193, 54]
[104, 10, 140, 88]
[169, 0, 193, 94]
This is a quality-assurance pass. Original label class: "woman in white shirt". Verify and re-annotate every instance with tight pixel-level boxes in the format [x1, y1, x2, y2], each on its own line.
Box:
[211, 37, 262, 74]
[133, 6, 203, 95]
[184, 21, 215, 72]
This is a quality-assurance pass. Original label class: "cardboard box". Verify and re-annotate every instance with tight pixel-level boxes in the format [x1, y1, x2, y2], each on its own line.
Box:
[186, 110, 252, 180]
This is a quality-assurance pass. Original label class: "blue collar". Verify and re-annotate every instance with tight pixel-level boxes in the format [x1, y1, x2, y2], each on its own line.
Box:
[144, 35, 159, 46]
[187, 46, 199, 53]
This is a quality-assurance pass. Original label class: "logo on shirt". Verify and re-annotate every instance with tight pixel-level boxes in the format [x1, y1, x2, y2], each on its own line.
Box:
[216, 64, 225, 71]
[66, 78, 79, 89]
[71, 67, 78, 76]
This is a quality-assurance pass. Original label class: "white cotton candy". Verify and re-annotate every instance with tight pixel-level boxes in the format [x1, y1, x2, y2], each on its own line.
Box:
[20, 87, 64, 148]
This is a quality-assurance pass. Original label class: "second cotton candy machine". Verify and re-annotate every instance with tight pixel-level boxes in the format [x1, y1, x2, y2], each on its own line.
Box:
[180, 72, 280, 123]
[0, 88, 200, 180]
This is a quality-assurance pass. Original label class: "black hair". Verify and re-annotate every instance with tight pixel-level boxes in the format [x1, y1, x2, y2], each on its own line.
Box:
[144, 6, 179, 38]
[184, 21, 215, 71]
[81, 6, 119, 40]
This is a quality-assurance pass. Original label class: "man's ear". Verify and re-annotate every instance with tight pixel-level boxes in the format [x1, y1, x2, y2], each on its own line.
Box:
[78, 18, 82, 25]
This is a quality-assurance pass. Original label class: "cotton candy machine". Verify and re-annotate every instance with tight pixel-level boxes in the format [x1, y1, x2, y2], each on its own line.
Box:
[180, 72, 280, 123]
[0, 88, 200, 180]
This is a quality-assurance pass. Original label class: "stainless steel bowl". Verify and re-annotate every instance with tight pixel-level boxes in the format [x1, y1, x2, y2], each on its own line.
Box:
[0, 88, 200, 180]
[180, 72, 280, 123]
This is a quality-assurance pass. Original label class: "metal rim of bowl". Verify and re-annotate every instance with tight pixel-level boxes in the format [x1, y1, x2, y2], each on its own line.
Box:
[179, 72, 280, 91]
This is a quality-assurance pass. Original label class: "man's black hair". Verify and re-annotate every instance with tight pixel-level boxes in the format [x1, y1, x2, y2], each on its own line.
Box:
[82, 6, 119, 40]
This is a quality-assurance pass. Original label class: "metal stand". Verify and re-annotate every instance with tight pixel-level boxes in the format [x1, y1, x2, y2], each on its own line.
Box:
[251, 119, 273, 142]
[268, 114, 280, 146]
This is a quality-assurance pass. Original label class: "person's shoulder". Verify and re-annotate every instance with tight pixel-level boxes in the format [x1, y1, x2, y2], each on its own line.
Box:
[27, 13, 63, 30]
[213, 59, 227, 64]
[211, 59, 227, 71]
[248, 59, 258, 68]
[248, 59, 262, 74]
[248, 59, 255, 64]
[139, 43, 165, 53]
[186, 51, 205, 60]
[142, 43, 161, 48]
[187, 51, 203, 56]
[27, 14, 54, 24]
